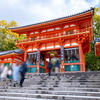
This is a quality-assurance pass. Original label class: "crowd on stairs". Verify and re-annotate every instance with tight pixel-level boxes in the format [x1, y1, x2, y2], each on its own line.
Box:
[0, 61, 27, 87]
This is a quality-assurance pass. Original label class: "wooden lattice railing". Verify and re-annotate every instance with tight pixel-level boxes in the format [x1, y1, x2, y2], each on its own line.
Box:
[16, 28, 90, 44]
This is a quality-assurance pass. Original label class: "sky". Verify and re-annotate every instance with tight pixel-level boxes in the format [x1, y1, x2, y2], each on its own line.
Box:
[0, 0, 100, 26]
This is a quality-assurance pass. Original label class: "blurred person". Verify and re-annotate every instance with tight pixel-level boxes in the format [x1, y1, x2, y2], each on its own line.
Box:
[7, 68, 12, 80]
[1, 66, 8, 81]
[7, 64, 13, 80]
[55, 60, 60, 73]
[12, 62, 20, 87]
[47, 60, 53, 76]
[19, 61, 28, 87]
[0, 64, 3, 80]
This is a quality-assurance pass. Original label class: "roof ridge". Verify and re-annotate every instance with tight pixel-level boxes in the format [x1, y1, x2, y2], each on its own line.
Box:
[10, 7, 94, 30]
[0, 49, 24, 56]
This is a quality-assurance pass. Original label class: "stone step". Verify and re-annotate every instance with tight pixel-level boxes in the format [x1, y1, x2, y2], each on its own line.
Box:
[3, 82, 100, 88]
[1, 89, 100, 96]
[37, 80, 100, 82]
[30, 84, 100, 88]
[41, 80, 100, 82]
[7, 87, 100, 92]
[4, 81, 100, 85]
[37, 82, 100, 85]
[26, 72, 100, 78]
[2, 84, 100, 88]
[26, 82, 98, 86]
[0, 92, 100, 100]
[26, 79, 100, 81]
[28, 78, 100, 81]
[24, 82, 100, 86]
[1, 78, 100, 84]
[0, 96, 53, 100]
[1, 81, 100, 88]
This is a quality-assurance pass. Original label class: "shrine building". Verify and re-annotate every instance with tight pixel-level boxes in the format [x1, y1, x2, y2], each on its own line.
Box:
[0, 49, 24, 66]
[0, 8, 94, 73]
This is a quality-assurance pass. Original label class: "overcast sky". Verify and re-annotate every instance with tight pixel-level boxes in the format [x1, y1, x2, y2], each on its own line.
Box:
[0, 0, 100, 26]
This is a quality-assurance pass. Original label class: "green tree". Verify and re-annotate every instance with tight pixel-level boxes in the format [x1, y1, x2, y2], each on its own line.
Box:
[85, 42, 100, 71]
[85, 7, 100, 71]
[0, 20, 26, 51]
[0, 31, 6, 48]
[93, 7, 100, 37]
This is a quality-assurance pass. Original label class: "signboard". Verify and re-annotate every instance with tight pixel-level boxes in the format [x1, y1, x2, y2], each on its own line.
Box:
[36, 49, 40, 62]
[60, 46, 64, 60]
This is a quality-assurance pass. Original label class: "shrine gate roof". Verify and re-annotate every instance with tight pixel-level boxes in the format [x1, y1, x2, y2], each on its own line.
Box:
[0, 49, 24, 56]
[10, 7, 94, 33]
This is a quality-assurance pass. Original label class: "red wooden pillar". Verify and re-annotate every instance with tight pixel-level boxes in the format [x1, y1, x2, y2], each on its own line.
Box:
[78, 44, 85, 72]
[82, 54, 86, 71]
[24, 51, 27, 61]
[61, 60, 64, 72]
[11, 57, 14, 67]
[44, 53, 47, 73]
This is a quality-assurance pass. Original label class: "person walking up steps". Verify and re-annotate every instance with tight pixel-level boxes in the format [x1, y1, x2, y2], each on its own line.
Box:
[1, 66, 8, 81]
[55, 60, 60, 73]
[47, 60, 53, 76]
[19, 61, 28, 87]
[12, 62, 20, 87]
[0, 64, 3, 80]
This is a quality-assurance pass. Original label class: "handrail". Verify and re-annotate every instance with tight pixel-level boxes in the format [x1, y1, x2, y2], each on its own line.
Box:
[16, 28, 90, 44]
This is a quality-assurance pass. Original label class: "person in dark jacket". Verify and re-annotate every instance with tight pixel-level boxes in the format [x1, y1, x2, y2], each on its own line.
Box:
[19, 61, 28, 87]
[47, 60, 53, 76]
[55, 60, 60, 73]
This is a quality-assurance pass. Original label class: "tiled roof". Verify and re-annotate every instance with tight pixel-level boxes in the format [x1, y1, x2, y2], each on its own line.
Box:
[10, 7, 94, 30]
[0, 49, 24, 56]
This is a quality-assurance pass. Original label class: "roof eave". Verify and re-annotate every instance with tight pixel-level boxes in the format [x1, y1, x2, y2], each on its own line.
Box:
[10, 8, 94, 33]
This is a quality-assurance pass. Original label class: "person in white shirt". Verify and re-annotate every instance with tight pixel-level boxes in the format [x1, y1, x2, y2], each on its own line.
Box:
[1, 66, 8, 81]
[12, 62, 20, 87]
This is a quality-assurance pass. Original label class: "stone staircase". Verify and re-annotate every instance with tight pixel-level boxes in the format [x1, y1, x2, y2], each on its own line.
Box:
[0, 71, 100, 100]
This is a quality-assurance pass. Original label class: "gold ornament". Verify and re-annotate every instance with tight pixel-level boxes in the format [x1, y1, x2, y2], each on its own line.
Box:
[47, 50, 57, 57]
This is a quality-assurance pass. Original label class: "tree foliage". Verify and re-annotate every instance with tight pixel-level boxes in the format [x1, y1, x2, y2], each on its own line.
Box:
[93, 7, 100, 37]
[0, 20, 26, 51]
[85, 7, 100, 71]
[85, 42, 100, 71]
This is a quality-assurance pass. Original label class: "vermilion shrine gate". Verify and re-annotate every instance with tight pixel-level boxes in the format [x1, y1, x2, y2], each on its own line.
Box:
[0, 8, 96, 73]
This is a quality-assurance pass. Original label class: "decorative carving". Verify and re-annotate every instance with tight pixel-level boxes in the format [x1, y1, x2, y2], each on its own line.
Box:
[35, 42, 41, 49]
[58, 38, 64, 46]
[76, 34, 89, 44]
[19, 44, 27, 51]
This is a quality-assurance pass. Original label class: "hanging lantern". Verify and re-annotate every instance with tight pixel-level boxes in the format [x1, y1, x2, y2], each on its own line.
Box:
[47, 50, 57, 57]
